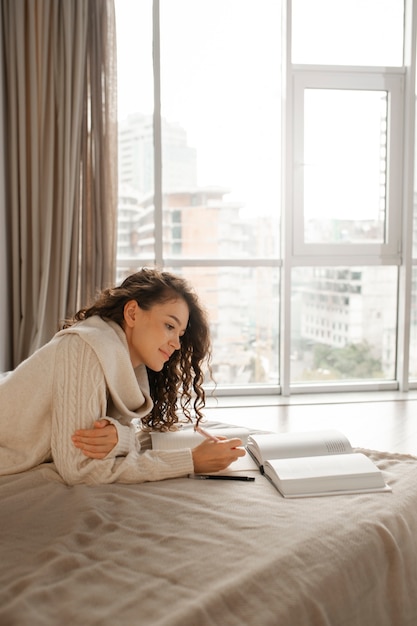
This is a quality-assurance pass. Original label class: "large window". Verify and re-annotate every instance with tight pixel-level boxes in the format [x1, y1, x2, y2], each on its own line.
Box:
[116, 0, 417, 395]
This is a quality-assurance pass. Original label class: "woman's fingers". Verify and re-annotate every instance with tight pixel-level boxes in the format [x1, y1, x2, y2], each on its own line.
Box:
[191, 438, 246, 474]
[72, 420, 118, 457]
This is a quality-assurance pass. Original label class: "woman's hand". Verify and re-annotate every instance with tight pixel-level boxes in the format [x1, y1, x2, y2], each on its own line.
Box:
[191, 438, 246, 474]
[71, 419, 118, 459]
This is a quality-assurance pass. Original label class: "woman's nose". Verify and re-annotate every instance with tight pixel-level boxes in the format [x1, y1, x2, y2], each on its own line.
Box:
[170, 334, 181, 350]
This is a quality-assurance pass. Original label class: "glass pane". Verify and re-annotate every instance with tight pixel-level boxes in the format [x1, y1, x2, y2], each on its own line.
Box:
[292, 0, 404, 66]
[409, 79, 417, 380]
[409, 268, 417, 380]
[159, 0, 281, 259]
[168, 266, 280, 387]
[291, 267, 397, 383]
[413, 85, 417, 258]
[303, 89, 387, 244]
[116, 0, 154, 271]
[117, 264, 280, 387]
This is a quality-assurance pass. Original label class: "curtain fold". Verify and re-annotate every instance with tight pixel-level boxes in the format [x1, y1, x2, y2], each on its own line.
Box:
[0, 0, 117, 367]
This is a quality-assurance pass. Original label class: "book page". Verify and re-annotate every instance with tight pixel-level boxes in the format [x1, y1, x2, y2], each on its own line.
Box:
[264, 452, 389, 497]
[150, 426, 250, 450]
[247, 429, 353, 466]
[150, 426, 255, 474]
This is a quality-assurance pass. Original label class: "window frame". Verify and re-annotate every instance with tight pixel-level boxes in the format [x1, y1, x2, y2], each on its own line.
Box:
[117, 0, 417, 397]
[280, 0, 416, 396]
[292, 67, 404, 262]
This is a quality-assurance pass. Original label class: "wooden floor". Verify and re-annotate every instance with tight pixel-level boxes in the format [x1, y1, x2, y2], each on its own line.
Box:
[203, 393, 417, 456]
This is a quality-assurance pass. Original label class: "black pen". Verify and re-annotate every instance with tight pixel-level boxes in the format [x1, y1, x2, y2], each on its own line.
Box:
[188, 474, 255, 482]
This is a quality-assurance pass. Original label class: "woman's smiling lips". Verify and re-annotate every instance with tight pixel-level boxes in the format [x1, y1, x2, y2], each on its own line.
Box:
[160, 349, 171, 361]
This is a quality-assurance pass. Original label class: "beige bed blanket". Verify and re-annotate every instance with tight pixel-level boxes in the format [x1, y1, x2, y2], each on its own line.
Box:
[1, 428, 417, 625]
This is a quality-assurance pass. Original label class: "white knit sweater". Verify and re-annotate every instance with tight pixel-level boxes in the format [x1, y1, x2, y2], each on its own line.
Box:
[0, 316, 194, 484]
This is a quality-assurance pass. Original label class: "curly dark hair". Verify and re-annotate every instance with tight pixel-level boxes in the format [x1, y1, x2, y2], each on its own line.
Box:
[63, 268, 212, 430]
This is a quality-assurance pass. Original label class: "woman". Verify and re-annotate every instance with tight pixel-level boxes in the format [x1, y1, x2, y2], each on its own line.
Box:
[0, 268, 244, 484]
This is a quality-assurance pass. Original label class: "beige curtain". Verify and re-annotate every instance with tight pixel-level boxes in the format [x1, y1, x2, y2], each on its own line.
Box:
[0, 0, 117, 368]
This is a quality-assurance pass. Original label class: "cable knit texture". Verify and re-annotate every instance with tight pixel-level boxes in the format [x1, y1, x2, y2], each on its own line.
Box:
[0, 317, 194, 484]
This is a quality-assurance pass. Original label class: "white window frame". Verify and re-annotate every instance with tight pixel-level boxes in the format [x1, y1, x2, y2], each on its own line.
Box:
[292, 67, 404, 263]
[280, 0, 417, 396]
[116, 0, 417, 398]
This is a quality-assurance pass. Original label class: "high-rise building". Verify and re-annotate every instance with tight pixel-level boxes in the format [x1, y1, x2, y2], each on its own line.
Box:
[118, 113, 197, 195]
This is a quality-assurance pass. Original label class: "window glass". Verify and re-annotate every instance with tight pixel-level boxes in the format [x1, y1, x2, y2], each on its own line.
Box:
[291, 267, 398, 383]
[171, 266, 280, 387]
[117, 264, 281, 387]
[413, 86, 417, 258]
[159, 0, 281, 259]
[292, 0, 404, 66]
[116, 0, 154, 268]
[303, 89, 388, 245]
[115, 0, 409, 392]
[409, 77, 417, 381]
[409, 267, 417, 381]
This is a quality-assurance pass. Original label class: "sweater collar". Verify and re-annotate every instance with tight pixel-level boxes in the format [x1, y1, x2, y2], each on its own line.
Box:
[58, 317, 153, 420]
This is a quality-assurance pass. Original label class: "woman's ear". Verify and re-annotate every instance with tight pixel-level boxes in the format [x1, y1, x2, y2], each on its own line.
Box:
[123, 300, 138, 328]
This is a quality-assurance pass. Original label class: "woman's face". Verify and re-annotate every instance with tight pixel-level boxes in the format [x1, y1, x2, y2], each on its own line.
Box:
[123, 298, 189, 370]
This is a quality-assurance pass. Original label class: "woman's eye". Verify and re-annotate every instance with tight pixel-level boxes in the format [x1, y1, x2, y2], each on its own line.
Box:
[166, 324, 175, 331]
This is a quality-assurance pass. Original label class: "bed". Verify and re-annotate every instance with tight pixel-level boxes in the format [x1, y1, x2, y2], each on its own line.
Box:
[1, 421, 417, 626]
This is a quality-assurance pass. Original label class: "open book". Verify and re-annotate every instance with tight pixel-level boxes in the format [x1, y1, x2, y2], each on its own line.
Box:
[150, 426, 257, 473]
[246, 429, 391, 498]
